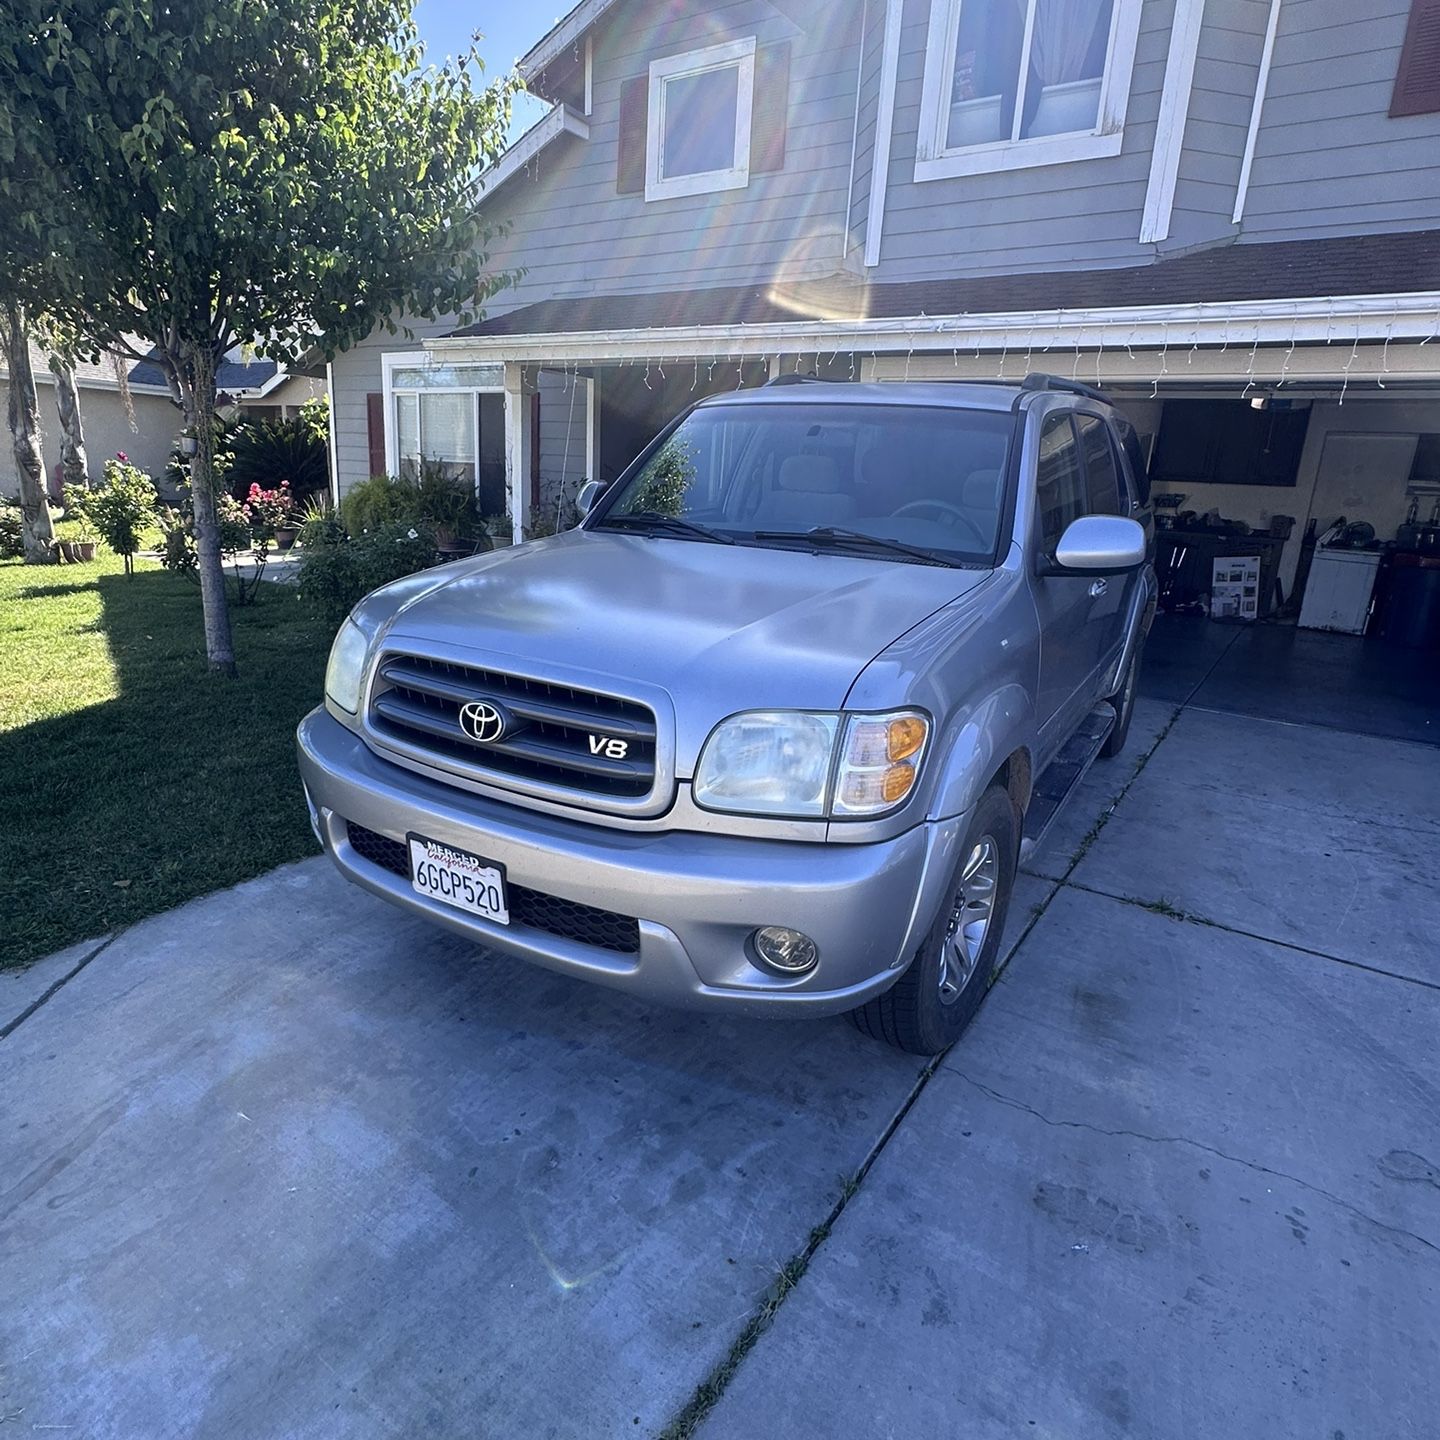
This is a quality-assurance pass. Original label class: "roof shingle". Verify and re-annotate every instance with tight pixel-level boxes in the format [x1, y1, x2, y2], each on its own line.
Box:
[452, 230, 1440, 340]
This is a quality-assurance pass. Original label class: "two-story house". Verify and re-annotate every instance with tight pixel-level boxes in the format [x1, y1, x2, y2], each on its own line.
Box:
[329, 0, 1440, 613]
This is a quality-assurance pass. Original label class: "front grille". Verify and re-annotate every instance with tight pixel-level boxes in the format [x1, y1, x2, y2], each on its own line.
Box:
[345, 822, 641, 956]
[368, 653, 657, 800]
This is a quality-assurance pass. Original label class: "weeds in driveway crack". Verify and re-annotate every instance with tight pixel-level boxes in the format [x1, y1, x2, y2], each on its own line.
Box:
[1059, 877, 1440, 995]
[1138, 895, 1186, 919]
[657, 1051, 947, 1439]
[945, 1068, 1440, 1259]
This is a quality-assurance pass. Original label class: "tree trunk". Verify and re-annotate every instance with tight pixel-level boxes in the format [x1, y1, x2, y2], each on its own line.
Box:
[177, 344, 238, 676]
[49, 356, 90, 491]
[1, 302, 56, 563]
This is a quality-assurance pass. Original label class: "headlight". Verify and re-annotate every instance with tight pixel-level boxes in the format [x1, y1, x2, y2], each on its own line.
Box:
[693, 709, 929, 819]
[324, 618, 372, 715]
[693, 711, 839, 817]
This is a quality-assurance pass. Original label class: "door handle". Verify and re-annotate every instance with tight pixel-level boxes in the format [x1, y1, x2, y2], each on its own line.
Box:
[1089, 579, 1108, 598]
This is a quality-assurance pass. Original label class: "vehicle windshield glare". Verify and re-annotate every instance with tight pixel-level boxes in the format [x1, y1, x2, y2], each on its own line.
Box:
[595, 402, 1016, 562]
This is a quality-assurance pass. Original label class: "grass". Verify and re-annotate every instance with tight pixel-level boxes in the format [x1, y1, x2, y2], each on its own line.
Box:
[1139, 895, 1187, 919]
[0, 551, 331, 968]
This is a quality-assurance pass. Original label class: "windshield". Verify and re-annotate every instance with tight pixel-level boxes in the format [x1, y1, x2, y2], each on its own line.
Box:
[594, 402, 1016, 564]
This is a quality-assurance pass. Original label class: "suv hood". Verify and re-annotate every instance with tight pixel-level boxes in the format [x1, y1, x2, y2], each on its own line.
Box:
[379, 531, 991, 758]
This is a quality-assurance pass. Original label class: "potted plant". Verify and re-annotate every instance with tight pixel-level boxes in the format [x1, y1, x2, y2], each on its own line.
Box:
[415, 461, 483, 554]
[245, 482, 295, 549]
[274, 515, 302, 552]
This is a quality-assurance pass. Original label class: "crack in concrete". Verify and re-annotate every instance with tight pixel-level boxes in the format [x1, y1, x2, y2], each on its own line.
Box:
[657, 1050, 944, 1439]
[0, 932, 122, 1042]
[1058, 876, 1440, 996]
[946, 1067, 1440, 1260]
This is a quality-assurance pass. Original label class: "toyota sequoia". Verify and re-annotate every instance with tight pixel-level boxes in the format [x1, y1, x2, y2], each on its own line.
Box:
[297, 375, 1156, 1055]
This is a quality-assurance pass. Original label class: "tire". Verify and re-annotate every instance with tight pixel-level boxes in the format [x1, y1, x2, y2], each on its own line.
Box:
[849, 783, 1019, 1056]
[1099, 643, 1143, 759]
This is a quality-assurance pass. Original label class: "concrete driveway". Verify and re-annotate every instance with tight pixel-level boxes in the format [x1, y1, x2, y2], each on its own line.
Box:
[3, 626, 1437, 1437]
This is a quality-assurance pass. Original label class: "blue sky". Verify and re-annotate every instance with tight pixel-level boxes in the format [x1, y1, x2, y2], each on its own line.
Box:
[412, 1, 559, 136]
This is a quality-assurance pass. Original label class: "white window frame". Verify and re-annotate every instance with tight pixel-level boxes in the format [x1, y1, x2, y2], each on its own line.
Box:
[914, 0, 1144, 181]
[380, 351, 504, 486]
[645, 37, 756, 203]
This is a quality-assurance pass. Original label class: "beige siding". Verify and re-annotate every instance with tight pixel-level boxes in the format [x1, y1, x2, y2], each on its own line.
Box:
[0, 381, 177, 499]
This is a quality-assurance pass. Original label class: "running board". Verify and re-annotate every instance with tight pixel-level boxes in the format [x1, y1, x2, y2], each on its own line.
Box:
[1019, 702, 1116, 864]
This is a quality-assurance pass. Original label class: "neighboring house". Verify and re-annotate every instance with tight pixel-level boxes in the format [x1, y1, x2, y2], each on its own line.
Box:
[0, 342, 174, 499]
[1, 342, 325, 501]
[127, 349, 326, 425]
[330, 0, 1440, 587]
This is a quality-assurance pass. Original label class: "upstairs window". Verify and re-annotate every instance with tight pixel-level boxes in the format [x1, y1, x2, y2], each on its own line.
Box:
[916, 0, 1144, 181]
[645, 39, 756, 201]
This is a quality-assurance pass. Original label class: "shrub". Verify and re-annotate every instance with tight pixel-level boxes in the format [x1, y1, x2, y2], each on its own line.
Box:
[413, 461, 488, 543]
[227, 416, 329, 503]
[0, 499, 23, 559]
[73, 456, 159, 575]
[339, 473, 422, 536]
[296, 495, 346, 549]
[297, 521, 440, 624]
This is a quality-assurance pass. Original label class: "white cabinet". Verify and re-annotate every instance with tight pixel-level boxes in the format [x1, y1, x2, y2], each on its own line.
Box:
[1298, 549, 1382, 635]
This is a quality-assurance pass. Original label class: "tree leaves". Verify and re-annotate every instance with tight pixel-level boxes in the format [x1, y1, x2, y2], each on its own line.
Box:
[0, 0, 519, 664]
[0, 0, 519, 364]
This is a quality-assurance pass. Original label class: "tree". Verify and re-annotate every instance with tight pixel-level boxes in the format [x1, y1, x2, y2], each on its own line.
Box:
[0, 305, 54, 562]
[1, 0, 515, 672]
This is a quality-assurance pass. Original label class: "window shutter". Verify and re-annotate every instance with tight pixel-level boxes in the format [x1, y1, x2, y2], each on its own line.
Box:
[366, 392, 386, 477]
[750, 42, 791, 173]
[1392, 0, 1440, 117]
[617, 75, 649, 193]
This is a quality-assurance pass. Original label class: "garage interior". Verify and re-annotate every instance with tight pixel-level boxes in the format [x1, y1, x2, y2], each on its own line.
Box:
[1112, 388, 1440, 746]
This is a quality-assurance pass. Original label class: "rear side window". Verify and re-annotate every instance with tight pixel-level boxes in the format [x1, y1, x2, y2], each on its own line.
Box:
[1036, 414, 1087, 553]
[1113, 415, 1151, 504]
[1077, 414, 1122, 515]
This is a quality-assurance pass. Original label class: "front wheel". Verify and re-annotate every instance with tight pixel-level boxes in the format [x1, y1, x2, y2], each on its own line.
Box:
[848, 783, 1019, 1056]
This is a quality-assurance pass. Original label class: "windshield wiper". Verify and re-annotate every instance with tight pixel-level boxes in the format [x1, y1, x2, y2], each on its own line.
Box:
[751, 526, 962, 568]
[599, 510, 736, 544]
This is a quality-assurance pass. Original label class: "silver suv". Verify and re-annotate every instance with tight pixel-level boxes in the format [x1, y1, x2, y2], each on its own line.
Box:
[297, 376, 1156, 1055]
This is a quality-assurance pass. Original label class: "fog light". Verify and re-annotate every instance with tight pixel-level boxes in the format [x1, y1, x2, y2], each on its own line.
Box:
[752, 927, 819, 975]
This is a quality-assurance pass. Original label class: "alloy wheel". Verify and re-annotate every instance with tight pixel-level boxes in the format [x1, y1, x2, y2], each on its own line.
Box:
[938, 836, 998, 1005]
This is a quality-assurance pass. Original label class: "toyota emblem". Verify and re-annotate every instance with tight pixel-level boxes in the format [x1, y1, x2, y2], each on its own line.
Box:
[458, 700, 507, 744]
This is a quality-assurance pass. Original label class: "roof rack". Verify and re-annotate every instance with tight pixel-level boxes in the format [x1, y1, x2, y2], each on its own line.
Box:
[764, 372, 833, 386]
[1015, 372, 1111, 405]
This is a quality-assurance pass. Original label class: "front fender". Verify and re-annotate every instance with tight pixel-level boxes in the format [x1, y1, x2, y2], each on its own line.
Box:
[927, 682, 1034, 820]
[843, 563, 1041, 827]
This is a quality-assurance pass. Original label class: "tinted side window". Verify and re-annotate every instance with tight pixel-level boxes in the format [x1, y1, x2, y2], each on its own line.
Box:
[1114, 416, 1151, 504]
[1077, 414, 1122, 515]
[1036, 414, 1087, 553]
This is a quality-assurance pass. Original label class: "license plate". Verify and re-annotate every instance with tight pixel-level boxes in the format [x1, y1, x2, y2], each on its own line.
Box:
[408, 834, 509, 925]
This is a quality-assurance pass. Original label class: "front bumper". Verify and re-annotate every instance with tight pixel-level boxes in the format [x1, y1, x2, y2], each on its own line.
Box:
[297, 709, 965, 1016]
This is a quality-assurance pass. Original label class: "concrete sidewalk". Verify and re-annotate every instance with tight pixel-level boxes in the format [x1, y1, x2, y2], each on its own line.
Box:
[3, 661, 1436, 1437]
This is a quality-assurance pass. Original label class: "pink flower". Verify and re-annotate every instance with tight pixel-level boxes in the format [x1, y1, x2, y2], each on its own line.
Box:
[115, 451, 128, 462]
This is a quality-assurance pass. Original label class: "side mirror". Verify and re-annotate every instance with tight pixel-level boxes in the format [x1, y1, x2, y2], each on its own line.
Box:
[1051, 515, 1147, 574]
[575, 479, 607, 521]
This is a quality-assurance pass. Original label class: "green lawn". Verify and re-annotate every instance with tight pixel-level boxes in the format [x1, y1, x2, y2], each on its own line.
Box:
[0, 552, 332, 968]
